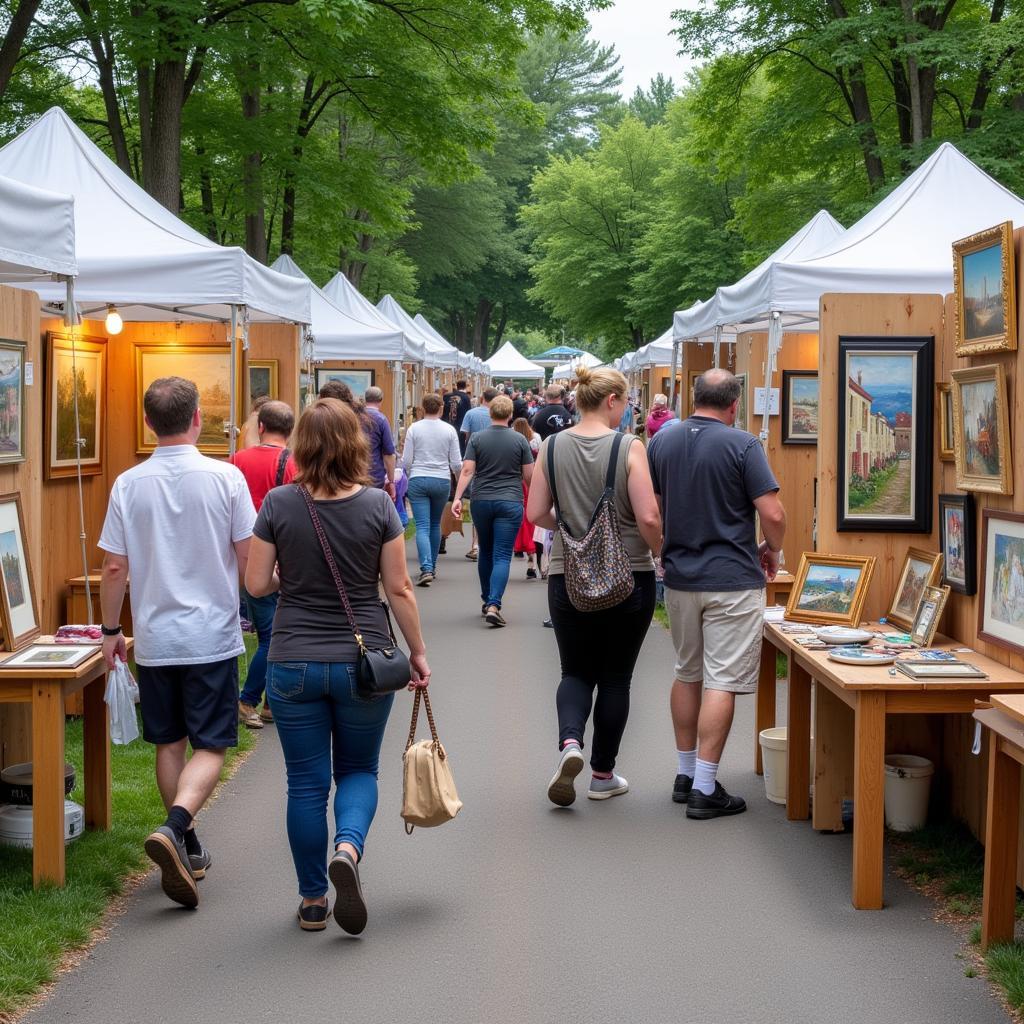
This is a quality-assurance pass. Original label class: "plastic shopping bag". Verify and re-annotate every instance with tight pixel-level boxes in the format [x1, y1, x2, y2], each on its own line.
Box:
[104, 657, 140, 745]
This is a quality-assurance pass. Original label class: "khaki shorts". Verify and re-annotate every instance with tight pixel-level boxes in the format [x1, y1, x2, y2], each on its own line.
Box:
[665, 587, 766, 694]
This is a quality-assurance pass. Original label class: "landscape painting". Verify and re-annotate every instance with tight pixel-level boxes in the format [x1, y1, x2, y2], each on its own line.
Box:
[315, 367, 374, 397]
[0, 493, 38, 650]
[981, 511, 1024, 654]
[0, 340, 25, 465]
[47, 333, 105, 479]
[795, 564, 862, 616]
[784, 553, 875, 627]
[954, 221, 1016, 355]
[837, 337, 932, 533]
[0, 530, 24, 608]
[782, 370, 818, 444]
[136, 345, 237, 455]
[248, 360, 278, 403]
[887, 548, 943, 630]
[952, 363, 1012, 495]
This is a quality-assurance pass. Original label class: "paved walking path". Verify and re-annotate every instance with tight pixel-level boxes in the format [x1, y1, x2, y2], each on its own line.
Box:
[27, 537, 1010, 1024]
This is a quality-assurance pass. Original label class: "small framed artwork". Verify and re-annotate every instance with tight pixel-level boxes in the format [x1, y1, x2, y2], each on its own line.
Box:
[248, 360, 278, 404]
[910, 585, 951, 647]
[784, 553, 876, 627]
[837, 335, 933, 533]
[953, 220, 1016, 356]
[952, 363, 1012, 495]
[936, 383, 954, 462]
[0, 339, 27, 466]
[0, 493, 38, 651]
[314, 367, 375, 397]
[0, 644, 95, 669]
[686, 369, 701, 416]
[938, 493, 976, 595]
[734, 372, 748, 431]
[886, 547, 944, 632]
[782, 370, 818, 444]
[45, 331, 105, 480]
[979, 509, 1024, 655]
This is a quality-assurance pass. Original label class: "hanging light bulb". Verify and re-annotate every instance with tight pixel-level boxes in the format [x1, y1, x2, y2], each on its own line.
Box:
[105, 305, 123, 335]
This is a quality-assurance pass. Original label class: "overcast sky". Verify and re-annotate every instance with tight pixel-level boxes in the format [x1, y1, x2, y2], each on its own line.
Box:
[587, 1, 699, 99]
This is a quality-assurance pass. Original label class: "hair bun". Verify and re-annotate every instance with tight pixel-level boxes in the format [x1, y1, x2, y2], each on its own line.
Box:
[575, 366, 593, 385]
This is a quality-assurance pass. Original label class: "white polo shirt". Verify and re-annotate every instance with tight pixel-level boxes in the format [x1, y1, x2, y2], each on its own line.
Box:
[98, 445, 256, 666]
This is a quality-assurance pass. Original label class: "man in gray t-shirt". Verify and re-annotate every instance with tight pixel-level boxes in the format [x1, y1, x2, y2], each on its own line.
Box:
[648, 368, 786, 820]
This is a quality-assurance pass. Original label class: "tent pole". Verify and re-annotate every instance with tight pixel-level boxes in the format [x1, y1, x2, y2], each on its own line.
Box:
[66, 294, 95, 624]
[228, 305, 238, 457]
[761, 312, 782, 446]
[668, 338, 680, 414]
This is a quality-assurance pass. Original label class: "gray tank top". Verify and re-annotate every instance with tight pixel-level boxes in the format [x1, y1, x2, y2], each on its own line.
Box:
[541, 431, 654, 575]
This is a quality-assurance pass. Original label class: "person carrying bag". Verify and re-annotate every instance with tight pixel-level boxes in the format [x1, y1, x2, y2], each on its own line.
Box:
[402, 688, 462, 832]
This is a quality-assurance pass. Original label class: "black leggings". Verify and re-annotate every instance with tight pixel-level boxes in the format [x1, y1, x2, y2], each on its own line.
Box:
[548, 572, 656, 772]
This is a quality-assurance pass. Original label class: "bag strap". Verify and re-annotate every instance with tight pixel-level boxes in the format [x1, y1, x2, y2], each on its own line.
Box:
[274, 447, 290, 487]
[405, 688, 442, 753]
[545, 433, 562, 522]
[604, 431, 626, 493]
[295, 484, 366, 656]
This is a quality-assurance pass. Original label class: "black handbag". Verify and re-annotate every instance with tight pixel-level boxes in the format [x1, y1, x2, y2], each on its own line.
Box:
[297, 485, 412, 696]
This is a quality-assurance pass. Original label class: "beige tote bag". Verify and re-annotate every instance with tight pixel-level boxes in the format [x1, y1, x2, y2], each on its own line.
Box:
[402, 689, 462, 834]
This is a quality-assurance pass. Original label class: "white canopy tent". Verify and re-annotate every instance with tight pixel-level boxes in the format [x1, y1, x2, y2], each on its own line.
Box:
[0, 174, 77, 283]
[551, 351, 602, 380]
[321, 272, 424, 363]
[412, 312, 473, 372]
[486, 341, 546, 384]
[377, 294, 457, 370]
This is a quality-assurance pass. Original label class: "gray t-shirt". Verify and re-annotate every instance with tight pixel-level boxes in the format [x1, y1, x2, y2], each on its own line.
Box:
[465, 425, 533, 502]
[648, 415, 779, 591]
[253, 484, 404, 661]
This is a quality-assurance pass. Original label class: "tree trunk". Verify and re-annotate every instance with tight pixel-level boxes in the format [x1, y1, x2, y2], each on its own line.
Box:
[453, 315, 468, 351]
[0, 0, 41, 105]
[844, 71, 886, 189]
[197, 146, 217, 241]
[900, 0, 924, 145]
[493, 304, 509, 348]
[141, 59, 186, 211]
[967, 0, 1008, 131]
[241, 71, 266, 263]
[472, 298, 494, 356]
[631, 326, 644, 348]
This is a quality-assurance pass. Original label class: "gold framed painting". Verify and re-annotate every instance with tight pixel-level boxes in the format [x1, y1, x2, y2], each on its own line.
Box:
[0, 339, 27, 466]
[248, 359, 278, 405]
[909, 584, 951, 647]
[953, 221, 1016, 356]
[886, 547, 944, 632]
[784, 553, 876, 627]
[936, 382, 954, 462]
[951, 363, 1012, 495]
[0, 492, 39, 651]
[135, 344, 242, 455]
[45, 331, 106, 480]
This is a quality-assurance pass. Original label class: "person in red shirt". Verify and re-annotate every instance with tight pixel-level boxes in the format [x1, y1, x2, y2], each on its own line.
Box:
[230, 401, 296, 727]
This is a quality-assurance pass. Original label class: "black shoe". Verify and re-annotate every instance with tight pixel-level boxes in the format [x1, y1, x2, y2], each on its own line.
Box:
[297, 900, 329, 931]
[188, 845, 212, 879]
[514, 551, 525, 559]
[685, 781, 747, 819]
[672, 774, 693, 804]
[526, 568, 538, 580]
[416, 571, 433, 587]
[329, 850, 368, 935]
[542, 619, 553, 628]
[438, 539, 447, 554]
[144, 825, 199, 908]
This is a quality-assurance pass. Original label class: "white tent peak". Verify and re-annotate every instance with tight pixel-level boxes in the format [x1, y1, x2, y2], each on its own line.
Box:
[377, 294, 458, 368]
[486, 341, 545, 383]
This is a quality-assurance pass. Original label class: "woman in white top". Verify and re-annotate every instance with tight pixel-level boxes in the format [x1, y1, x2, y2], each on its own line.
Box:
[403, 393, 463, 586]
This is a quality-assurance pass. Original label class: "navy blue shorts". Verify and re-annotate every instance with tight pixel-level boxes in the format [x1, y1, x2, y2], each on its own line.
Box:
[137, 657, 239, 750]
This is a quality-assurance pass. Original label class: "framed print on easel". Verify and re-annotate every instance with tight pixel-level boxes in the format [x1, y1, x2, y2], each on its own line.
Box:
[0, 493, 38, 651]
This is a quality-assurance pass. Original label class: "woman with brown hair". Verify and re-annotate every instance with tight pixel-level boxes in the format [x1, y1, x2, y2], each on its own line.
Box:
[512, 416, 541, 579]
[246, 398, 430, 934]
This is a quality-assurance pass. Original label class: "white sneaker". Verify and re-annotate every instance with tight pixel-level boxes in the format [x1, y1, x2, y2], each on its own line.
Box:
[587, 773, 629, 800]
[547, 745, 585, 806]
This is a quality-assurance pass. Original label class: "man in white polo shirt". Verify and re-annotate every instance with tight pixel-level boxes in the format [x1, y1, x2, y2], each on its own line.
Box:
[98, 376, 256, 909]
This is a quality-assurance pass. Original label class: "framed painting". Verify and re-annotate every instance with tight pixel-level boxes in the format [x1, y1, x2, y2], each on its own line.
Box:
[938, 493, 976, 596]
[686, 369, 701, 416]
[734, 372, 747, 431]
[248, 360, 278, 404]
[980, 510, 1024, 655]
[836, 335, 933, 533]
[936, 382, 954, 462]
[952, 363, 1012, 495]
[782, 370, 818, 445]
[45, 331, 105, 480]
[886, 547, 944, 632]
[1, 644, 95, 669]
[953, 221, 1016, 356]
[0, 340, 26, 466]
[0, 493, 38, 651]
[315, 367, 375, 397]
[135, 344, 241, 455]
[910, 584, 951, 648]
[784, 553, 876, 627]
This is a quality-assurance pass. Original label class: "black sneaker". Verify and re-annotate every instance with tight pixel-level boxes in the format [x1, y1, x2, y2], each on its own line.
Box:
[188, 845, 212, 880]
[297, 900, 329, 931]
[438, 539, 447, 555]
[542, 619, 554, 628]
[144, 825, 199, 908]
[416, 571, 433, 587]
[526, 568, 538, 580]
[672, 774, 693, 804]
[686, 781, 747, 820]
[329, 850, 368, 935]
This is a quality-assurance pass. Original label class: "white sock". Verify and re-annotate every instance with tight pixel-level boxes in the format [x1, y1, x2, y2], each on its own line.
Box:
[677, 748, 697, 778]
[693, 757, 719, 796]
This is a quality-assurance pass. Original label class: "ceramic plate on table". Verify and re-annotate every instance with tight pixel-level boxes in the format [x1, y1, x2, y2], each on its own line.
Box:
[827, 646, 896, 666]
[814, 626, 874, 645]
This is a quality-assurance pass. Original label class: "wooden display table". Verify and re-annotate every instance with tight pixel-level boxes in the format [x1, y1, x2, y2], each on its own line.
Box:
[976, 695, 1024, 949]
[0, 642, 131, 887]
[756, 623, 1024, 910]
[765, 571, 795, 609]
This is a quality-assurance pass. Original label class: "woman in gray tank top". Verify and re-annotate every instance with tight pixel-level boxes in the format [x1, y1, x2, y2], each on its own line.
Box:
[527, 366, 663, 805]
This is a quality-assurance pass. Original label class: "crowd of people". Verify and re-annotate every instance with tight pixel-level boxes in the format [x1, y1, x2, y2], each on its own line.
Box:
[97, 362, 785, 935]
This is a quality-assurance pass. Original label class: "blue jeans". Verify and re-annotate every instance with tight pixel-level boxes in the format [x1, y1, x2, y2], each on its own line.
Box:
[407, 475, 450, 573]
[267, 661, 395, 899]
[239, 589, 277, 707]
[472, 498, 523, 608]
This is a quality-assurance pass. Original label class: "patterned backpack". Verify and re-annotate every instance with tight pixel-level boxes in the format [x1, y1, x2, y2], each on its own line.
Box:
[547, 432, 635, 612]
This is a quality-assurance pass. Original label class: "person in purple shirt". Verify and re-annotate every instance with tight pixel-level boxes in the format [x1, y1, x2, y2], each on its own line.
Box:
[319, 381, 396, 497]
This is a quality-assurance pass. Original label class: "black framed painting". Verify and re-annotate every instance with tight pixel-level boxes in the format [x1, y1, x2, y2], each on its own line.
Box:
[836, 335, 933, 533]
[938, 492, 976, 595]
[781, 370, 818, 444]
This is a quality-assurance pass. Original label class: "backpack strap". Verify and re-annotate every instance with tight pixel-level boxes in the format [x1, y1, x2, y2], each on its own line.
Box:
[545, 433, 562, 525]
[274, 447, 290, 487]
[604, 431, 626, 494]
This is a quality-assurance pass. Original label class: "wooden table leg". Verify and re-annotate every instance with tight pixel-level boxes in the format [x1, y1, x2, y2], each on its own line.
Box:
[83, 675, 111, 831]
[786, 659, 811, 821]
[982, 736, 1021, 948]
[31, 679, 66, 887]
[852, 691, 886, 910]
[812, 682, 854, 832]
[755, 640, 778, 776]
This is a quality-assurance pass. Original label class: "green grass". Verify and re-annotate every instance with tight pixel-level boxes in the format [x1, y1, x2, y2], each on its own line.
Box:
[0, 638, 257, 1016]
[892, 820, 986, 908]
[986, 943, 1024, 1009]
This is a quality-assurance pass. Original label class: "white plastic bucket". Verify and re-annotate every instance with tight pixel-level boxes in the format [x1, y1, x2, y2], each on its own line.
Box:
[0, 800, 84, 847]
[759, 727, 788, 805]
[884, 754, 934, 832]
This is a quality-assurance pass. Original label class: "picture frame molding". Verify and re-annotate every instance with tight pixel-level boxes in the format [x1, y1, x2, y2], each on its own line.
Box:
[936, 382, 954, 462]
[1, 643, 96, 669]
[314, 366, 376, 397]
[781, 369, 819, 445]
[979, 509, 1024, 656]
[953, 220, 1017, 356]
[247, 359, 279, 406]
[784, 552, 876, 627]
[886, 546, 944, 632]
[45, 330, 106, 480]
[910, 584, 951, 647]
[938, 492, 977, 595]
[0, 491, 39, 651]
[951, 362, 1013, 495]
